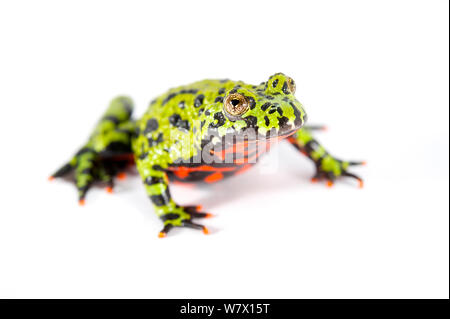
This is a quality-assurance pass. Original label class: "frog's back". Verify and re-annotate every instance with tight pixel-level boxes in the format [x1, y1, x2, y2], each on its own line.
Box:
[143, 79, 239, 119]
[133, 79, 239, 165]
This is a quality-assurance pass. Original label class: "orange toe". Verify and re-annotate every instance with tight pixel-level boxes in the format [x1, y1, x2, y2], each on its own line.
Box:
[359, 180, 364, 188]
[311, 178, 318, 183]
[106, 186, 113, 194]
[326, 181, 334, 188]
[362, 161, 367, 166]
[205, 213, 214, 219]
[196, 205, 203, 211]
[78, 199, 86, 206]
[117, 172, 127, 180]
[48, 176, 54, 181]
[158, 232, 167, 238]
[202, 226, 210, 235]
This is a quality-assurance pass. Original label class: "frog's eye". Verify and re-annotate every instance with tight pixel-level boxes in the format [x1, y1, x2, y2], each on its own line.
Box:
[224, 93, 249, 118]
[287, 77, 296, 95]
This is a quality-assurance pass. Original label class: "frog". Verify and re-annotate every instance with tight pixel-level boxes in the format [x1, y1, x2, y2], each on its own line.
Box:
[50, 73, 365, 237]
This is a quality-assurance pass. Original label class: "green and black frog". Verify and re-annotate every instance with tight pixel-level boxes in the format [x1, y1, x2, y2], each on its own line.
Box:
[51, 73, 364, 237]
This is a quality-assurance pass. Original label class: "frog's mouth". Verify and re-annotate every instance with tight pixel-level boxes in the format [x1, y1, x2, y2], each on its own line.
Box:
[224, 126, 300, 145]
[240, 108, 307, 141]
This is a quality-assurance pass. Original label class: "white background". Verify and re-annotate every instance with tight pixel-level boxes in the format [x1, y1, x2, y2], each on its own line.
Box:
[0, 0, 448, 298]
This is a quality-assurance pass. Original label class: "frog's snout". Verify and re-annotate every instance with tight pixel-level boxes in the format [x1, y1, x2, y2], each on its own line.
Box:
[278, 106, 307, 137]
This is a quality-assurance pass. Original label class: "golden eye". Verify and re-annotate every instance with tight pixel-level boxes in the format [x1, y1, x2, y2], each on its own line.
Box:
[287, 77, 296, 94]
[224, 93, 249, 117]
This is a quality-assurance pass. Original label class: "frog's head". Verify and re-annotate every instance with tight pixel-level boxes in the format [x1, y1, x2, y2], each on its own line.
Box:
[203, 73, 307, 143]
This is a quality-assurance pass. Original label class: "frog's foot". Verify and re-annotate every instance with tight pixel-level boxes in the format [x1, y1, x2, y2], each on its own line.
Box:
[50, 147, 132, 204]
[312, 156, 365, 188]
[158, 205, 213, 238]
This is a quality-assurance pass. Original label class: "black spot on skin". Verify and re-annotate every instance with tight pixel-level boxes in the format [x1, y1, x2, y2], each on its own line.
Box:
[264, 116, 270, 126]
[305, 140, 321, 154]
[200, 120, 205, 129]
[272, 79, 279, 88]
[161, 213, 180, 221]
[139, 152, 148, 160]
[220, 79, 229, 83]
[282, 81, 290, 95]
[134, 126, 140, 137]
[198, 108, 205, 115]
[261, 103, 271, 111]
[144, 118, 159, 134]
[144, 176, 164, 185]
[179, 120, 190, 131]
[103, 115, 120, 125]
[75, 147, 94, 156]
[150, 189, 170, 206]
[290, 102, 303, 127]
[266, 127, 277, 138]
[148, 132, 164, 147]
[169, 114, 190, 131]
[244, 115, 257, 128]
[80, 168, 92, 175]
[266, 95, 274, 100]
[205, 110, 211, 116]
[209, 112, 226, 128]
[247, 96, 256, 110]
[277, 107, 283, 116]
[152, 165, 165, 171]
[169, 114, 181, 126]
[178, 101, 185, 109]
[194, 94, 205, 107]
[278, 116, 290, 128]
[215, 96, 224, 103]
[103, 141, 131, 155]
[268, 109, 277, 114]
[162, 89, 198, 106]
[179, 89, 199, 95]
[218, 88, 226, 95]
[162, 93, 177, 105]
[150, 99, 157, 105]
[229, 89, 237, 94]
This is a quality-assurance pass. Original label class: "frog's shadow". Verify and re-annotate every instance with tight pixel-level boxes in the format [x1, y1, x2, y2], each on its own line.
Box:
[172, 164, 313, 210]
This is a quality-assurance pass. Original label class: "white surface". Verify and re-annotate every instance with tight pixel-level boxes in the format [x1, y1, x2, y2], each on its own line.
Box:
[0, 0, 448, 299]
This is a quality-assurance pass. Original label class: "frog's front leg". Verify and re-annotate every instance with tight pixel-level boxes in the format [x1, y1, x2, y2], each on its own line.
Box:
[288, 128, 365, 187]
[136, 160, 211, 237]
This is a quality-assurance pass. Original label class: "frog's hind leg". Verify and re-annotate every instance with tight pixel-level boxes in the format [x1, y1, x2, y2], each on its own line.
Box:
[287, 127, 365, 187]
[51, 96, 136, 204]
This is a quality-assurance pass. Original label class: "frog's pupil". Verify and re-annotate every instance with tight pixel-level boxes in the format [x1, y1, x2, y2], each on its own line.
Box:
[231, 99, 240, 107]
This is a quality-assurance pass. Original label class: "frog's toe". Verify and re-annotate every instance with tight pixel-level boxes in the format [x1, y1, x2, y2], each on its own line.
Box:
[50, 162, 74, 180]
[184, 205, 214, 219]
[347, 161, 366, 167]
[313, 161, 365, 189]
[77, 183, 93, 205]
[341, 171, 364, 188]
[158, 221, 209, 238]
